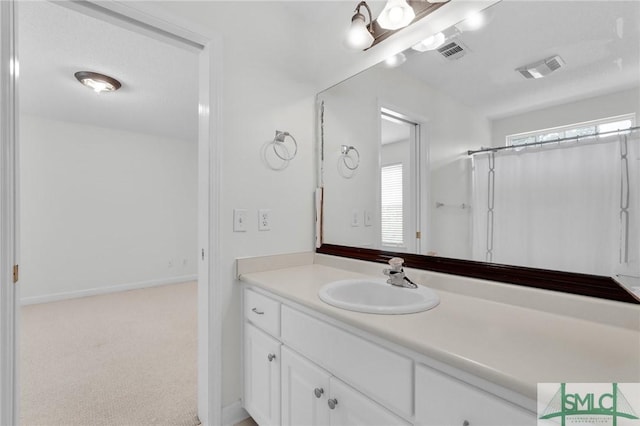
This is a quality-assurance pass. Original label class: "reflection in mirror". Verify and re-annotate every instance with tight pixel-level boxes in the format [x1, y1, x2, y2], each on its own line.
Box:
[380, 109, 417, 253]
[318, 0, 640, 287]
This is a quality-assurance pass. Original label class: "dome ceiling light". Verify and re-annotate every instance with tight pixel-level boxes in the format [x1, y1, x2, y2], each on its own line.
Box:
[74, 71, 121, 93]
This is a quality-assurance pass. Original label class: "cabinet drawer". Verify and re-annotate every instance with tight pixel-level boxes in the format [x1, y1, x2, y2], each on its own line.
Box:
[244, 288, 280, 337]
[281, 306, 413, 419]
[415, 364, 535, 426]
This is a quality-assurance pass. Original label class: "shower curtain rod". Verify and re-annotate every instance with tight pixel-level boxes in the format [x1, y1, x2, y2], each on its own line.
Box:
[467, 126, 640, 156]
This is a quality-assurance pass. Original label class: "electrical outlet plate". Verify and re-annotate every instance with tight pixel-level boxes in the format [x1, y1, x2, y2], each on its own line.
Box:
[233, 209, 247, 232]
[258, 209, 271, 231]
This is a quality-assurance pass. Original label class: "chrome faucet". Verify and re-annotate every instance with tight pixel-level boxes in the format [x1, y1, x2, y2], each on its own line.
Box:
[383, 257, 418, 289]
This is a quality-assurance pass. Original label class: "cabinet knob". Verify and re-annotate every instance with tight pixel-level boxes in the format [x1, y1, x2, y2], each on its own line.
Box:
[252, 307, 264, 315]
[328, 398, 338, 410]
[314, 388, 324, 398]
[267, 353, 276, 362]
[463, 421, 470, 426]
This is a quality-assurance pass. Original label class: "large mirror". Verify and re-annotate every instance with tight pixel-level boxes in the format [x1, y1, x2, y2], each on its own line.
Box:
[318, 0, 640, 296]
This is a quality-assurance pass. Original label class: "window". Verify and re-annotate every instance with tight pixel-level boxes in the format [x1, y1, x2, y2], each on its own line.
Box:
[506, 114, 635, 147]
[381, 164, 403, 246]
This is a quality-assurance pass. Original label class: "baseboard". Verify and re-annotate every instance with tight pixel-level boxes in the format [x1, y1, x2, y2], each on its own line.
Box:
[222, 400, 249, 426]
[20, 275, 198, 305]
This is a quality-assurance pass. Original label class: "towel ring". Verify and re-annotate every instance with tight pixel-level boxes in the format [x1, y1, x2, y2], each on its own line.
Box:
[272, 130, 298, 161]
[341, 145, 360, 170]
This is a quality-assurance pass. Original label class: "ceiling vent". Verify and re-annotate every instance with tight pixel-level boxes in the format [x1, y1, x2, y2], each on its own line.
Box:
[437, 40, 469, 60]
[517, 55, 565, 79]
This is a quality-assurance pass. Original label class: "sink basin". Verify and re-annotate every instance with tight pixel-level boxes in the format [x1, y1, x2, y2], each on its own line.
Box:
[318, 278, 440, 314]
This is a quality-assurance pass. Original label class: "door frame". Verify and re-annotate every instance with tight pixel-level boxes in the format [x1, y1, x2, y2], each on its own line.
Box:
[0, 2, 223, 425]
[378, 102, 429, 255]
[0, 1, 19, 424]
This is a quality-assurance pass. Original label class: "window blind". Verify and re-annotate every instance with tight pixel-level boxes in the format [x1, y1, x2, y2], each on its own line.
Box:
[381, 164, 403, 246]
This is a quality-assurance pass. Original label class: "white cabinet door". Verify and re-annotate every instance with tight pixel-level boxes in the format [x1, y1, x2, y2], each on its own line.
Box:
[281, 347, 331, 426]
[415, 364, 536, 426]
[328, 377, 411, 426]
[244, 323, 281, 426]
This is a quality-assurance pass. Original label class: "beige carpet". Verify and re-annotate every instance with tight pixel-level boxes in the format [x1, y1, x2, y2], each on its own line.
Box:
[20, 281, 199, 426]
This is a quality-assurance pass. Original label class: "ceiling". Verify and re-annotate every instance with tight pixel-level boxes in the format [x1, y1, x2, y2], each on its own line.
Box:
[381, 116, 411, 145]
[18, 0, 372, 141]
[18, 1, 199, 141]
[18, 1, 640, 141]
[399, 0, 640, 120]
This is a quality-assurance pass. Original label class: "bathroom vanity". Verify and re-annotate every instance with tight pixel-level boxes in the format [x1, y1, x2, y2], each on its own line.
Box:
[237, 253, 640, 426]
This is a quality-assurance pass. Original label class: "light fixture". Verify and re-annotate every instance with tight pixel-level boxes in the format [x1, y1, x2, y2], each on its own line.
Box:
[74, 71, 121, 93]
[516, 55, 565, 79]
[345, 1, 374, 50]
[377, 0, 415, 30]
[383, 52, 407, 68]
[411, 32, 446, 52]
[456, 8, 493, 32]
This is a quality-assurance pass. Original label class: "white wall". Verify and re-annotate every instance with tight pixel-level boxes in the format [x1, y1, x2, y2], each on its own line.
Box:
[19, 115, 197, 303]
[491, 88, 640, 146]
[320, 66, 491, 258]
[145, 1, 319, 408]
[219, 64, 316, 406]
[320, 72, 381, 248]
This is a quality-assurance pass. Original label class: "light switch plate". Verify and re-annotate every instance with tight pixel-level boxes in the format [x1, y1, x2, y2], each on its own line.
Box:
[258, 209, 271, 231]
[364, 210, 372, 227]
[351, 209, 360, 227]
[233, 209, 247, 232]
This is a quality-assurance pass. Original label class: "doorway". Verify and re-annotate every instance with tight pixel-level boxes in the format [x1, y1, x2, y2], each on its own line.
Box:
[380, 108, 420, 253]
[18, 2, 198, 424]
[0, 1, 222, 425]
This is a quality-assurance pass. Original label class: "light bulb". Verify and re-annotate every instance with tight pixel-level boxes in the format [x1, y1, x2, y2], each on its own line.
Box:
[377, 0, 415, 30]
[457, 12, 485, 31]
[88, 80, 109, 92]
[388, 6, 404, 23]
[345, 13, 374, 50]
[383, 52, 407, 68]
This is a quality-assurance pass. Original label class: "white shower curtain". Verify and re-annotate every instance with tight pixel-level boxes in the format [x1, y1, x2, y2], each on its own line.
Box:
[472, 131, 639, 277]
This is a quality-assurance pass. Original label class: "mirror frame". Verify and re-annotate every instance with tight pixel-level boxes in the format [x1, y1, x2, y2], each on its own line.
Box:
[316, 244, 639, 304]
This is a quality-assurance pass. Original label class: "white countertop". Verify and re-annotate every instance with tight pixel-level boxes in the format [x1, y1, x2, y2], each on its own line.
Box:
[239, 263, 640, 400]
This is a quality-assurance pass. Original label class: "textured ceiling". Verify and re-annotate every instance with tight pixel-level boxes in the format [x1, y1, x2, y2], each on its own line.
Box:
[399, 0, 640, 119]
[18, 1, 199, 141]
[18, 1, 640, 140]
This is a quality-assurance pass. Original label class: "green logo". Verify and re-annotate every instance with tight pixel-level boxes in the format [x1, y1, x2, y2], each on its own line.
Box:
[539, 383, 639, 426]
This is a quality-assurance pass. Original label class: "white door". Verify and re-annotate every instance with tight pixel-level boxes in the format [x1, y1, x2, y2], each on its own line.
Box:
[0, 1, 19, 424]
[328, 377, 410, 426]
[281, 346, 331, 426]
[244, 323, 281, 426]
